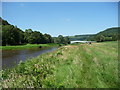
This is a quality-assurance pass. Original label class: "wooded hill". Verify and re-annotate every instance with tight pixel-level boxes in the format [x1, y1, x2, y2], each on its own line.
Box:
[68, 34, 94, 41]
[88, 27, 119, 42]
[69, 27, 119, 42]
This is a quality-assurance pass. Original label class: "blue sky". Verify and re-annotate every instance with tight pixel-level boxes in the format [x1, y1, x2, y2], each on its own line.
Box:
[2, 2, 118, 37]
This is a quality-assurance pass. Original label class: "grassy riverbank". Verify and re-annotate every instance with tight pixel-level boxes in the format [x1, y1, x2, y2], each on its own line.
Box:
[1, 43, 59, 50]
[1, 41, 118, 88]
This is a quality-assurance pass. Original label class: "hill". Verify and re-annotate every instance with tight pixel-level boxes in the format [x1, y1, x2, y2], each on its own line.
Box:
[88, 27, 119, 42]
[0, 17, 10, 25]
[68, 34, 94, 41]
[96, 27, 118, 36]
[69, 27, 119, 42]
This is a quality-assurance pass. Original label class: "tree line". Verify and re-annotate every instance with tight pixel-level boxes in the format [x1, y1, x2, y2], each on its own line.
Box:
[1, 18, 70, 46]
[68, 27, 119, 42]
[87, 27, 119, 42]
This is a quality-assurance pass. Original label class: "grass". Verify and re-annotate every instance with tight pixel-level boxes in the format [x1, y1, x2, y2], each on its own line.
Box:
[1, 43, 59, 50]
[1, 41, 118, 88]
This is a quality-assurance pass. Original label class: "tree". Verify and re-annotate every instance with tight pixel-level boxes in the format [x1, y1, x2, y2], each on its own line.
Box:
[95, 35, 105, 42]
[44, 34, 53, 43]
[58, 35, 64, 44]
[29, 31, 44, 44]
[53, 35, 70, 44]
[19, 30, 25, 44]
[53, 37, 59, 44]
[0, 17, 10, 25]
[24, 29, 33, 43]
[2, 25, 21, 45]
[64, 36, 70, 44]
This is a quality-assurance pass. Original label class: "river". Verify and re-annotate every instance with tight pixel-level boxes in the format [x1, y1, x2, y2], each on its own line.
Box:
[2, 47, 57, 69]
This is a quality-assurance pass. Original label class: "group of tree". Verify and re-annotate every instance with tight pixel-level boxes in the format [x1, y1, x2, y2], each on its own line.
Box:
[87, 27, 119, 42]
[68, 34, 94, 41]
[68, 27, 119, 42]
[53, 35, 70, 44]
[1, 18, 70, 46]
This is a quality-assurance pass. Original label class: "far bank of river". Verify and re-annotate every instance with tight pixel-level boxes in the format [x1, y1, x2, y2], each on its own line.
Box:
[1, 43, 58, 50]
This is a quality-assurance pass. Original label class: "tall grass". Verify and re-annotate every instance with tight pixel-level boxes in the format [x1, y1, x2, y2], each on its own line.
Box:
[1, 41, 118, 88]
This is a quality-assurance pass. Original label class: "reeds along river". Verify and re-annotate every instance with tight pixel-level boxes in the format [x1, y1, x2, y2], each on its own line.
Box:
[2, 47, 57, 69]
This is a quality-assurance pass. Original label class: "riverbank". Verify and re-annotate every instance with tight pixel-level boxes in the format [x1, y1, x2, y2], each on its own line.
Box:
[1, 43, 59, 50]
[1, 41, 118, 88]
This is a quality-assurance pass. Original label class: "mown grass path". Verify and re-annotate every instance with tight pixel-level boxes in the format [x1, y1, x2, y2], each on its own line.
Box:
[1, 41, 118, 88]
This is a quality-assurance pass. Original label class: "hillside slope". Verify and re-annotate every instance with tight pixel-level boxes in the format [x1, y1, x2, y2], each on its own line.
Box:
[96, 27, 118, 36]
[69, 27, 119, 41]
[69, 34, 94, 41]
[88, 27, 119, 41]
[0, 17, 10, 25]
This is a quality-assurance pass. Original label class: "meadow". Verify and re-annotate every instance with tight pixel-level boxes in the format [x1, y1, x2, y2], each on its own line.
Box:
[1, 41, 118, 88]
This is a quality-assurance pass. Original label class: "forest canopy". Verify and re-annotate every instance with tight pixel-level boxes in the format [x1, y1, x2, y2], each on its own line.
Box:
[0, 18, 70, 46]
[68, 27, 119, 42]
[87, 27, 119, 42]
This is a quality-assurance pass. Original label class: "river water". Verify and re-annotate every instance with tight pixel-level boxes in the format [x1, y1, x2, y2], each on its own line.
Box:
[2, 47, 57, 69]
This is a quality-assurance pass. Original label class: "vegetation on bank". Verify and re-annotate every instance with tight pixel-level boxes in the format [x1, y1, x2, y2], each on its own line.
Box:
[1, 43, 59, 50]
[68, 27, 119, 42]
[68, 34, 94, 41]
[87, 27, 119, 42]
[1, 41, 118, 88]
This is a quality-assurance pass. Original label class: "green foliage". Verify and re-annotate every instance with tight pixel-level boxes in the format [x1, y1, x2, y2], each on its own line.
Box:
[0, 17, 10, 25]
[68, 27, 119, 42]
[68, 34, 94, 41]
[2, 25, 21, 45]
[44, 33, 53, 43]
[87, 27, 119, 42]
[24, 29, 33, 43]
[1, 43, 58, 50]
[53, 35, 70, 44]
[1, 18, 69, 46]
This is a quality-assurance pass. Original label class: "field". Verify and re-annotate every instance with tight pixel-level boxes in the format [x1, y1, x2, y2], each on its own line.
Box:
[1, 43, 58, 50]
[1, 41, 118, 88]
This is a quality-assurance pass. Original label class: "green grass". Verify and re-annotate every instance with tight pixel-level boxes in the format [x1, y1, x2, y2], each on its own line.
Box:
[1, 41, 118, 88]
[1, 43, 58, 50]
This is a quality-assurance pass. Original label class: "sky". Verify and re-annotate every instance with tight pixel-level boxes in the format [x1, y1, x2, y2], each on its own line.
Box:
[2, 2, 118, 37]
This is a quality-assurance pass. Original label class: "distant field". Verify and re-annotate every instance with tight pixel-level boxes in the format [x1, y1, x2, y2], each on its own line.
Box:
[1, 41, 118, 88]
[1, 43, 58, 50]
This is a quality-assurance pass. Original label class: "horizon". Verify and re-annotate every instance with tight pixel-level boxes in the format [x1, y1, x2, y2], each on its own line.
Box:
[1, 17, 118, 37]
[2, 2, 118, 37]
